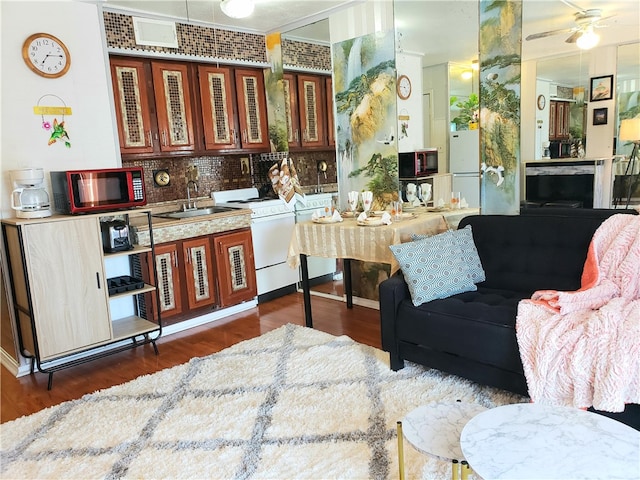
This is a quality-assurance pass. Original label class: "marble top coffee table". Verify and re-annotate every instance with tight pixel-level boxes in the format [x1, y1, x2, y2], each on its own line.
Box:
[403, 401, 487, 462]
[460, 403, 640, 480]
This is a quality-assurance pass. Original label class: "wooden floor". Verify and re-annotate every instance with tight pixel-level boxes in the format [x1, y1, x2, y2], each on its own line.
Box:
[0, 288, 381, 424]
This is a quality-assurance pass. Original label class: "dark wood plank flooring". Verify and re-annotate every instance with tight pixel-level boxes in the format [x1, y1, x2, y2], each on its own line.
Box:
[1, 289, 380, 423]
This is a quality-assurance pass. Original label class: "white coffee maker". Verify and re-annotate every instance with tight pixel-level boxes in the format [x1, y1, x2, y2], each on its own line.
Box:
[10, 168, 52, 218]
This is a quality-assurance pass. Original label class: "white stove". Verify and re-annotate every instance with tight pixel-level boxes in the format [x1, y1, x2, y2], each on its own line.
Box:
[212, 188, 298, 301]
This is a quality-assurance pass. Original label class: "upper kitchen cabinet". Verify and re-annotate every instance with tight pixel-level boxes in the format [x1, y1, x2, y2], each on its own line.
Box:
[234, 68, 270, 150]
[326, 77, 335, 147]
[111, 57, 194, 157]
[151, 61, 195, 152]
[549, 100, 570, 141]
[198, 65, 237, 151]
[283, 72, 331, 150]
[110, 58, 154, 155]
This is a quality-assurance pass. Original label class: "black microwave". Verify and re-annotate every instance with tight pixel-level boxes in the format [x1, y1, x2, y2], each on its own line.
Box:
[399, 149, 438, 178]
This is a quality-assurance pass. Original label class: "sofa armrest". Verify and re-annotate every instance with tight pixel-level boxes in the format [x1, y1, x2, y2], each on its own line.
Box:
[379, 274, 410, 369]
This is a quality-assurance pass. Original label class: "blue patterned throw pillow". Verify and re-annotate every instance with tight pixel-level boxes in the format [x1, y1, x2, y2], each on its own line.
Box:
[412, 225, 485, 284]
[391, 226, 484, 306]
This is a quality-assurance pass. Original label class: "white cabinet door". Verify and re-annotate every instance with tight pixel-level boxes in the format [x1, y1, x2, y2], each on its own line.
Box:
[22, 218, 111, 359]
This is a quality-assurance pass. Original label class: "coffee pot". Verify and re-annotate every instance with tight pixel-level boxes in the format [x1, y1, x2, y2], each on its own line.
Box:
[10, 168, 52, 218]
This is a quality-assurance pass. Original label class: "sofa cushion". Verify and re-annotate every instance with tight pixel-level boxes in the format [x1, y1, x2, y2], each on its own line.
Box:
[413, 225, 486, 284]
[389, 230, 479, 306]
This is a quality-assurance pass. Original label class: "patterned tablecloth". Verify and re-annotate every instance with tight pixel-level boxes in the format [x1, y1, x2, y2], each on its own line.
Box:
[287, 208, 478, 274]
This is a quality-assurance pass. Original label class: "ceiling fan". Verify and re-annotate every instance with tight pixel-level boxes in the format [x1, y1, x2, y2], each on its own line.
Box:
[525, 2, 614, 49]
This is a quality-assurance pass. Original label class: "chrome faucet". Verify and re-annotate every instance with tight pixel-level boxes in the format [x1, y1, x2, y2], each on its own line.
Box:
[185, 180, 198, 211]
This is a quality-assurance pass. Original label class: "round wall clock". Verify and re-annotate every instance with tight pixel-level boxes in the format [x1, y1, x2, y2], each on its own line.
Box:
[537, 94, 546, 110]
[397, 74, 412, 100]
[153, 169, 171, 187]
[22, 33, 71, 78]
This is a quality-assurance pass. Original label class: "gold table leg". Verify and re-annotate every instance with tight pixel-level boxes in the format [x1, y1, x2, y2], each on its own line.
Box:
[452, 459, 460, 480]
[397, 421, 405, 480]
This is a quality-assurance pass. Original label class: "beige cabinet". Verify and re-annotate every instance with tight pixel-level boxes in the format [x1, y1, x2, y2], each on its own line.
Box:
[111, 57, 194, 155]
[1, 210, 161, 388]
[11, 218, 111, 360]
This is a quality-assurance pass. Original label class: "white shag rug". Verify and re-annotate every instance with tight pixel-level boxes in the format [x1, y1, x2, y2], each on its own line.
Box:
[1, 324, 526, 479]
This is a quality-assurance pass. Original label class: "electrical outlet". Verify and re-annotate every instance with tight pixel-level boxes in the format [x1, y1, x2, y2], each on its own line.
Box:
[241, 157, 250, 176]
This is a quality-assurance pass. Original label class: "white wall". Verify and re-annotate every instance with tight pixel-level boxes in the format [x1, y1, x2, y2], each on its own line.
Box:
[1, 1, 119, 219]
[423, 63, 448, 173]
[396, 52, 424, 152]
[585, 45, 618, 158]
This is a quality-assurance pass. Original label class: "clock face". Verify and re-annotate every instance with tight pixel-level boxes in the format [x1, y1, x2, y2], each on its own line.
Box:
[22, 33, 71, 78]
[537, 94, 546, 110]
[154, 169, 171, 187]
[397, 75, 412, 100]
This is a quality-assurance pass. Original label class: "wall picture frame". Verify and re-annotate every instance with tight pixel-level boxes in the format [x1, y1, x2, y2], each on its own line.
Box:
[590, 75, 614, 102]
[593, 107, 608, 125]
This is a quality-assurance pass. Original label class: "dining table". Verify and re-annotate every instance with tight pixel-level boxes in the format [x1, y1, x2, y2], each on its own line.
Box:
[287, 207, 479, 327]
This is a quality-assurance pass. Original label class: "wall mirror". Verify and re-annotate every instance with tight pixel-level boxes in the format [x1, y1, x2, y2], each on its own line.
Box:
[533, 52, 591, 159]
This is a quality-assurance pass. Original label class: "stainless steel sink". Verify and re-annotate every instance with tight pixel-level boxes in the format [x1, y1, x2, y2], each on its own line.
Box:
[153, 206, 238, 219]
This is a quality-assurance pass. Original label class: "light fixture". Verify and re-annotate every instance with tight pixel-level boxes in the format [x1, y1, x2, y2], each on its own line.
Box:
[461, 70, 473, 80]
[576, 26, 600, 50]
[220, 0, 255, 19]
[616, 118, 640, 208]
[471, 59, 479, 71]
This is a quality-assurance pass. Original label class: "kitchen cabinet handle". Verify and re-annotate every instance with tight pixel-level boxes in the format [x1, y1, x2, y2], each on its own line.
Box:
[295, 129, 299, 142]
[161, 130, 167, 146]
[303, 129, 308, 142]
[147, 130, 153, 147]
[232, 129, 238, 143]
[172, 251, 178, 268]
[242, 130, 247, 143]
[186, 248, 191, 264]
[96, 272, 101, 289]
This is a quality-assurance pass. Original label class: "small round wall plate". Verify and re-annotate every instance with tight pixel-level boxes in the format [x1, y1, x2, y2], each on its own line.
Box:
[153, 169, 171, 187]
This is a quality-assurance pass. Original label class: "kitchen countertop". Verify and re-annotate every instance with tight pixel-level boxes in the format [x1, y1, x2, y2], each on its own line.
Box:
[134, 198, 252, 246]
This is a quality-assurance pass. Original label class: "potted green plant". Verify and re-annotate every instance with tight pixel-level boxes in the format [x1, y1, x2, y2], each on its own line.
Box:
[450, 93, 479, 130]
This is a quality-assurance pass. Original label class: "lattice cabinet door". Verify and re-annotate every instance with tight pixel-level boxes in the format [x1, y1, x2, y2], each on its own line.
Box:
[151, 61, 195, 152]
[153, 242, 183, 319]
[283, 73, 301, 148]
[198, 65, 237, 150]
[182, 237, 217, 310]
[234, 68, 270, 150]
[326, 76, 335, 147]
[214, 229, 257, 308]
[110, 58, 154, 154]
[297, 74, 325, 148]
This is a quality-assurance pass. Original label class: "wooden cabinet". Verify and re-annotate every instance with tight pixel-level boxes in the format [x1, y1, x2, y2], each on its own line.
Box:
[151, 229, 256, 322]
[197, 65, 269, 151]
[1, 210, 161, 388]
[549, 100, 570, 140]
[151, 61, 195, 152]
[110, 58, 154, 154]
[283, 72, 331, 150]
[198, 65, 236, 150]
[182, 237, 217, 310]
[234, 68, 270, 150]
[153, 236, 217, 322]
[214, 229, 257, 308]
[153, 242, 183, 319]
[326, 76, 335, 147]
[111, 57, 194, 155]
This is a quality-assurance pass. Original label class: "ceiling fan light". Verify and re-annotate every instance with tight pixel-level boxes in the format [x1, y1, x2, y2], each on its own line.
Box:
[220, 0, 255, 19]
[576, 27, 599, 50]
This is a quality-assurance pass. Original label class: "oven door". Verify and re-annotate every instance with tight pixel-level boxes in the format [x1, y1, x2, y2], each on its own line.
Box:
[251, 212, 295, 270]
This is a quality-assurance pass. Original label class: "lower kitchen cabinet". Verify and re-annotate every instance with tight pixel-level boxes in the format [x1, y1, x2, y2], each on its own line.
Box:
[214, 229, 257, 307]
[150, 228, 256, 323]
[1, 210, 161, 389]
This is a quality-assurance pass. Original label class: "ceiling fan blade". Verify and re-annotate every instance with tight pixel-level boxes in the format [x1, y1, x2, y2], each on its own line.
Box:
[565, 31, 582, 43]
[526, 28, 572, 41]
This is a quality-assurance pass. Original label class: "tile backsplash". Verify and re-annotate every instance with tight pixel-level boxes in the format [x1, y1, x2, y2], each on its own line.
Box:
[124, 150, 337, 204]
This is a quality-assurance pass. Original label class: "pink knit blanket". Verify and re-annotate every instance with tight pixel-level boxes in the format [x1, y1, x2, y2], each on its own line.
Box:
[516, 214, 640, 412]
